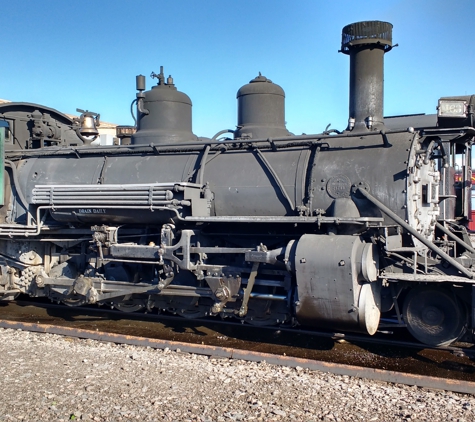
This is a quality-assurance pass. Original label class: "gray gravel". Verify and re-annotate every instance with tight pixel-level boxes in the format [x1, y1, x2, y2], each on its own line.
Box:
[0, 328, 473, 421]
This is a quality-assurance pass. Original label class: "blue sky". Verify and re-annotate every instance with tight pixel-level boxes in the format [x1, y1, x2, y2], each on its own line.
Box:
[2, 1, 474, 138]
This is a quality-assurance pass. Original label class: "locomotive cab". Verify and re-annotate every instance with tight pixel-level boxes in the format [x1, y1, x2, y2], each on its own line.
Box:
[452, 143, 471, 221]
[437, 96, 475, 224]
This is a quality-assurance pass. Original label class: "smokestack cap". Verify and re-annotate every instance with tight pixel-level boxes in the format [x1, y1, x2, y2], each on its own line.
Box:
[341, 21, 393, 54]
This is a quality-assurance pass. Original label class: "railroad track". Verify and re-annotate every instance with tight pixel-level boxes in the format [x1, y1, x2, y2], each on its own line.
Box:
[1, 299, 474, 395]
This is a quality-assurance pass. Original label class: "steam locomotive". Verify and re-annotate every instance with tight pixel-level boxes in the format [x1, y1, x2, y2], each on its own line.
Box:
[0, 21, 474, 347]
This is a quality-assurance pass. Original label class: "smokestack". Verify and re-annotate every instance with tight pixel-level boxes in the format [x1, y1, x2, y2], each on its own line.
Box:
[340, 21, 393, 132]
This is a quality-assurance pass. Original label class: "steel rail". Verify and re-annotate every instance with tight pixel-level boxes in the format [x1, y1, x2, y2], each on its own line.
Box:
[9, 299, 475, 356]
[0, 319, 473, 395]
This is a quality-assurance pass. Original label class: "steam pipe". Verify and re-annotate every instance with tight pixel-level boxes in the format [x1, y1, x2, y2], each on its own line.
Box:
[4, 160, 29, 211]
[435, 222, 475, 255]
[357, 187, 474, 279]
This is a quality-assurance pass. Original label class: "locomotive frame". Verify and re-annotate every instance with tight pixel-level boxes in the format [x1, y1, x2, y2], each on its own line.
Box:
[0, 20, 474, 347]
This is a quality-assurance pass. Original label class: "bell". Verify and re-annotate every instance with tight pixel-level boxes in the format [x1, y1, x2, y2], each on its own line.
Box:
[79, 113, 99, 137]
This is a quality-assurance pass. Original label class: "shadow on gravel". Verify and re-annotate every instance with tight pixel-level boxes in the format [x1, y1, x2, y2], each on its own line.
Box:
[4, 298, 475, 381]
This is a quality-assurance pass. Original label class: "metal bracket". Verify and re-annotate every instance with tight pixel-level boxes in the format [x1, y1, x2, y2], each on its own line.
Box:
[238, 262, 259, 317]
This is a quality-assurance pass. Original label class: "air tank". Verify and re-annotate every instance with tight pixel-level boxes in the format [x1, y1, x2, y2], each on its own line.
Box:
[132, 67, 198, 145]
[234, 74, 291, 140]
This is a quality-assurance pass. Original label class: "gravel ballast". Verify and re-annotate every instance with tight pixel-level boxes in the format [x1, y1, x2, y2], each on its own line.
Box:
[0, 328, 473, 421]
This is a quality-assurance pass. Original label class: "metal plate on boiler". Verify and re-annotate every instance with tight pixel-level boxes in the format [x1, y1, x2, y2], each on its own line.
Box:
[326, 175, 351, 198]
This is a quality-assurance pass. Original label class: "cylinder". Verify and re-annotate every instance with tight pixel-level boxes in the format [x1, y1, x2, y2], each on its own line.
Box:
[293, 234, 381, 334]
[235, 74, 291, 140]
[136, 75, 146, 92]
[341, 21, 393, 131]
